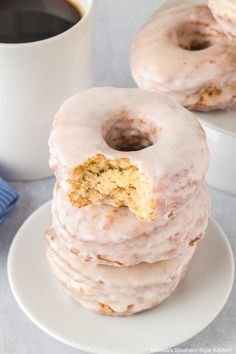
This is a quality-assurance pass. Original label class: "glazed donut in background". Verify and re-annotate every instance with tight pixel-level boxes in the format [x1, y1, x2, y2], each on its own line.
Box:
[52, 182, 210, 266]
[45, 228, 195, 316]
[130, 4, 236, 111]
[209, 0, 236, 38]
[49, 87, 209, 221]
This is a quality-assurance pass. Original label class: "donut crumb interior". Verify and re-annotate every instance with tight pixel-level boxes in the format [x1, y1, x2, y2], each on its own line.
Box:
[67, 154, 155, 221]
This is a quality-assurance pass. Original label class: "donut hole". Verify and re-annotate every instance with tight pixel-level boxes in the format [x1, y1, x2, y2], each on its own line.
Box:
[102, 112, 158, 152]
[189, 39, 211, 51]
[177, 25, 212, 51]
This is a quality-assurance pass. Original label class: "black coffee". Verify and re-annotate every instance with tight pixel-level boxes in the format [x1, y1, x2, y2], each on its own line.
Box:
[0, 0, 82, 43]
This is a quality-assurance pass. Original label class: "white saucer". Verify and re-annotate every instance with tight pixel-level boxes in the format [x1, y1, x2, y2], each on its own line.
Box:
[8, 201, 234, 354]
[157, 0, 236, 194]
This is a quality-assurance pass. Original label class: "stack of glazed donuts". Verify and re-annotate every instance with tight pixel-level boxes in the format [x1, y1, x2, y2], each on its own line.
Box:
[131, 1, 236, 112]
[46, 87, 210, 316]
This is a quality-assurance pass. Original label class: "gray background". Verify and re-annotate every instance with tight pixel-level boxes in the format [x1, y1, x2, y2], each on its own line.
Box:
[1, 1, 236, 353]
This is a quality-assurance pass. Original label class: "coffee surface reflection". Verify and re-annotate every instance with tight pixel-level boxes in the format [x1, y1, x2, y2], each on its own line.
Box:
[0, 0, 82, 43]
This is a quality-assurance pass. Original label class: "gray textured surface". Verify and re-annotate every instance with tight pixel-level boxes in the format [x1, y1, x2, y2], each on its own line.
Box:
[0, 1, 236, 353]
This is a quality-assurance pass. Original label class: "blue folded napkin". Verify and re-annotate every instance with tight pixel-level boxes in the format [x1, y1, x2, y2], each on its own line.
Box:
[0, 177, 19, 223]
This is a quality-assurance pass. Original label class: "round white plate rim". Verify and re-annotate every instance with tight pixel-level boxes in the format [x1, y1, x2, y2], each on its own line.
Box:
[8, 201, 235, 354]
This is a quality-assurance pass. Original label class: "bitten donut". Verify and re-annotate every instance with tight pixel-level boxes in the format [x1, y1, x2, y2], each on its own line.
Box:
[45, 228, 195, 316]
[52, 182, 209, 266]
[49, 87, 209, 221]
[209, 0, 236, 38]
[130, 4, 236, 111]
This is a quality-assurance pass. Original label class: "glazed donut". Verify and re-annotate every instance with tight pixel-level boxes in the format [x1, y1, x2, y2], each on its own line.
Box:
[130, 4, 236, 111]
[52, 182, 209, 266]
[209, 0, 236, 38]
[49, 87, 209, 221]
[45, 228, 195, 316]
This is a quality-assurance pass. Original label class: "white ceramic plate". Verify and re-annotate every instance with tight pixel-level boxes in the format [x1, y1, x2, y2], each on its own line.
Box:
[8, 201, 234, 354]
[157, 0, 236, 194]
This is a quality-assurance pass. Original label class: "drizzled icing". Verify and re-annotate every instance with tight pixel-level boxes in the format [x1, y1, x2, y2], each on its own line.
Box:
[45, 228, 195, 314]
[52, 182, 209, 265]
[209, 0, 236, 37]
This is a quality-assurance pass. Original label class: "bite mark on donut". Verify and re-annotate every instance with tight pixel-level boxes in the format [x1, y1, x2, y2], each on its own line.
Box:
[67, 154, 155, 221]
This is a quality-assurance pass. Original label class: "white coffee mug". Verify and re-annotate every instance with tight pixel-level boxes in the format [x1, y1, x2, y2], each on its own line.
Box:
[0, 0, 94, 181]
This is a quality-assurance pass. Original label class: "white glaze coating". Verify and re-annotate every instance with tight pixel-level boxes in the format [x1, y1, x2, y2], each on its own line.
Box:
[130, 5, 236, 110]
[209, 0, 236, 37]
[45, 228, 195, 315]
[49, 87, 209, 218]
[52, 182, 209, 266]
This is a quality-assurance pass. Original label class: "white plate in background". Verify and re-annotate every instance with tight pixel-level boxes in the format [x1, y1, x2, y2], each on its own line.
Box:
[157, 0, 236, 194]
